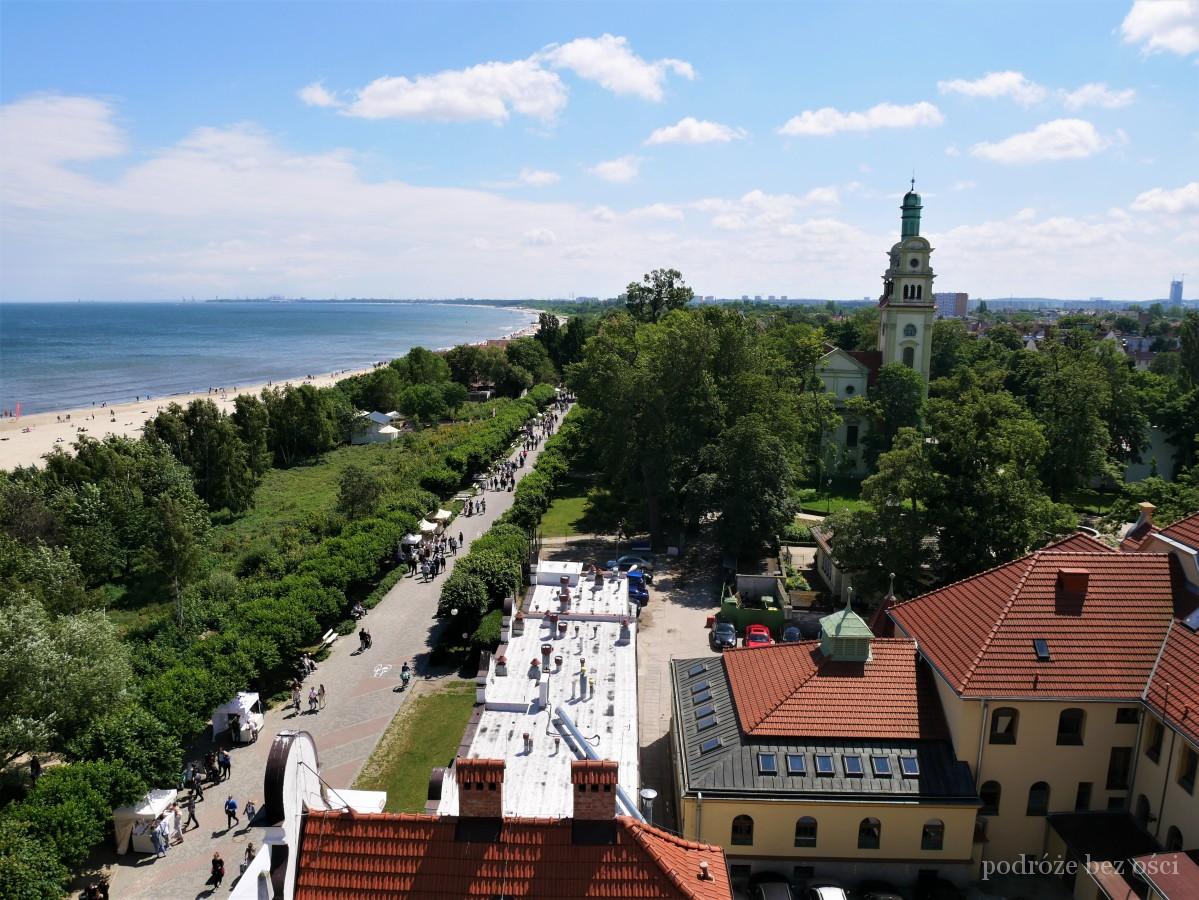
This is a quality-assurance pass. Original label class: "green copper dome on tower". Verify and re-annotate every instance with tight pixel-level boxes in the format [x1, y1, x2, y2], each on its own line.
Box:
[901, 178, 922, 238]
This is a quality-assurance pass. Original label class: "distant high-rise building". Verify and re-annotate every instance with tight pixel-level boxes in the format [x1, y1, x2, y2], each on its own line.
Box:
[934, 291, 968, 318]
[754, 295, 762, 301]
[780, 295, 789, 301]
[1170, 279, 1184, 304]
[741, 295, 749, 301]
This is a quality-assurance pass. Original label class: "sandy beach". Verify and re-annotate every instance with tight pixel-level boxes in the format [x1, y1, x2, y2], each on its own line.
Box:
[0, 310, 543, 471]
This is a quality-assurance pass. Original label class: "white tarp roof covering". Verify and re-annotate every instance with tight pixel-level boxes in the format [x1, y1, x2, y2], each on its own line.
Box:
[113, 788, 177, 854]
[211, 691, 263, 734]
[402, 533, 423, 545]
[378, 425, 399, 434]
[433, 509, 452, 522]
[418, 519, 437, 533]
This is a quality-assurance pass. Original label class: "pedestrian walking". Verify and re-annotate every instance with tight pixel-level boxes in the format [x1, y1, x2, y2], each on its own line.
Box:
[150, 822, 165, 858]
[359, 628, 368, 651]
[224, 795, 238, 830]
[459, 531, 464, 547]
[318, 683, 326, 709]
[211, 851, 226, 886]
[191, 763, 204, 800]
[291, 686, 302, 714]
[218, 749, 232, 781]
[242, 842, 256, 873]
[308, 686, 318, 712]
[245, 799, 257, 823]
[184, 793, 199, 831]
[170, 803, 184, 843]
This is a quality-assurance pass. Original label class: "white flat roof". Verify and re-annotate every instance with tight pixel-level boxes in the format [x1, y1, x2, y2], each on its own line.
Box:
[437, 567, 639, 820]
[525, 570, 636, 619]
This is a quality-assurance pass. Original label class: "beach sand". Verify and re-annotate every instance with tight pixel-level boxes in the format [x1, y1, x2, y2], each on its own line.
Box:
[0, 313, 544, 471]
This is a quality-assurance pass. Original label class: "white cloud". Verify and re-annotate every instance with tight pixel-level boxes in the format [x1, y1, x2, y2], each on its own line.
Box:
[944, 144, 961, 157]
[539, 34, 694, 101]
[590, 205, 616, 222]
[342, 59, 567, 122]
[645, 117, 746, 145]
[629, 202, 684, 220]
[1121, 0, 1199, 56]
[937, 71, 1047, 106]
[586, 155, 640, 183]
[517, 167, 560, 186]
[970, 119, 1113, 164]
[522, 227, 558, 245]
[1130, 181, 1199, 213]
[298, 82, 340, 108]
[778, 101, 943, 137]
[951, 180, 977, 191]
[1061, 83, 1136, 110]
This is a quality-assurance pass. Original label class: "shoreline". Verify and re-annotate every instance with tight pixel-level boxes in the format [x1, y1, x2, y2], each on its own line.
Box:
[0, 311, 541, 471]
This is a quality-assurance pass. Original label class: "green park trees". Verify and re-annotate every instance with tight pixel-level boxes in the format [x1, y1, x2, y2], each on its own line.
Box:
[623, 268, 694, 324]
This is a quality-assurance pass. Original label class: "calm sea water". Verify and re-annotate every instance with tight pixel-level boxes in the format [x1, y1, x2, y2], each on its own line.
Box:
[0, 301, 535, 414]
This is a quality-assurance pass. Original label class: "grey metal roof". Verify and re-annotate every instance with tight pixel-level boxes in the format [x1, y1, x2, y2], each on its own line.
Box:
[671, 658, 978, 803]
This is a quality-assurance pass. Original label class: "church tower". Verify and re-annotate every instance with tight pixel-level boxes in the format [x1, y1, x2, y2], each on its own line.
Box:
[877, 182, 934, 393]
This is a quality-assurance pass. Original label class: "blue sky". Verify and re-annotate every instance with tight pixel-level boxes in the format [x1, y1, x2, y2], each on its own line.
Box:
[1, 0, 1196, 301]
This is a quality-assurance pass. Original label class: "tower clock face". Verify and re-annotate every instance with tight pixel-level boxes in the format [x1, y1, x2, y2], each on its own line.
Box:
[909, 258, 920, 268]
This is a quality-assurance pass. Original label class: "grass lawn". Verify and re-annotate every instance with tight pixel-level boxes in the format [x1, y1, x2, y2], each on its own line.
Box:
[1065, 487, 1114, 516]
[537, 475, 623, 538]
[796, 479, 869, 517]
[354, 678, 477, 813]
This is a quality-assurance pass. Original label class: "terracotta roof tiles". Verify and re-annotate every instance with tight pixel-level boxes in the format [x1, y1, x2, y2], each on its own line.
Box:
[722, 638, 947, 739]
[890, 550, 1181, 699]
[295, 811, 732, 900]
[1143, 620, 1199, 747]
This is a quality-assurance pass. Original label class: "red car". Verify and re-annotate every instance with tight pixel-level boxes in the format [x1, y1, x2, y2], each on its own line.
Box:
[744, 624, 774, 648]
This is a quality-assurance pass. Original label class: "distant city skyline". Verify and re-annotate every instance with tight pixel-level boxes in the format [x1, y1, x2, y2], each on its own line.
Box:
[1, 0, 1197, 302]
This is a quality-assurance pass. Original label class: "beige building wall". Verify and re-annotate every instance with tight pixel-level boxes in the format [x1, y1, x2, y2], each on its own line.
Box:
[1129, 711, 1199, 850]
[932, 683, 1143, 864]
[677, 796, 977, 869]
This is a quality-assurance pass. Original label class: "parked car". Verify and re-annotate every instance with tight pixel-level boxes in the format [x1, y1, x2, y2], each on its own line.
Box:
[710, 621, 737, 651]
[807, 883, 849, 900]
[781, 625, 801, 642]
[750, 872, 793, 900]
[744, 624, 774, 648]
[607, 556, 654, 582]
[626, 571, 650, 605]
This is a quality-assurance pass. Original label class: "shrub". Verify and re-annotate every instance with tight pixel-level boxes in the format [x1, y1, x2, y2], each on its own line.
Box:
[419, 464, 461, 497]
[457, 550, 521, 608]
[0, 818, 70, 900]
[335, 618, 357, 636]
[66, 704, 183, 789]
[437, 569, 488, 626]
[363, 564, 407, 609]
[781, 522, 813, 543]
[471, 608, 503, 651]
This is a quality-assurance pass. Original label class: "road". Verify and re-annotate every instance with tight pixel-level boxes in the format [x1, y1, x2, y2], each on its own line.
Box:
[97, 408, 565, 899]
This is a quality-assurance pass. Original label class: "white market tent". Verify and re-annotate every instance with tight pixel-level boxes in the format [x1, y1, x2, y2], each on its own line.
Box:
[113, 788, 178, 855]
[433, 509, 452, 523]
[211, 691, 264, 744]
[418, 519, 438, 535]
[401, 533, 423, 546]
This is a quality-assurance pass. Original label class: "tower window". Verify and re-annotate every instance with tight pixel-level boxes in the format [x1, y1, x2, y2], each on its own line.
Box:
[903, 323, 917, 337]
[915, 285, 922, 299]
[846, 425, 859, 448]
[902, 346, 915, 368]
[902, 285, 909, 299]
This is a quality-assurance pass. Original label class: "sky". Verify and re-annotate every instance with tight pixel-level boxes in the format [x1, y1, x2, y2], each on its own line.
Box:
[1, 0, 1197, 302]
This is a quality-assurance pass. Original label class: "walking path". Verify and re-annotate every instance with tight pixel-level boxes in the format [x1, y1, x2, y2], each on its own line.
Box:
[100, 407, 567, 899]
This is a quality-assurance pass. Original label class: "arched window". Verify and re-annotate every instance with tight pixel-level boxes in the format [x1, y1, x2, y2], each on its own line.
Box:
[990, 708, 1019, 744]
[794, 816, 817, 848]
[902, 284, 911, 299]
[1166, 826, 1184, 851]
[1057, 709, 1085, 745]
[915, 285, 923, 299]
[902, 346, 915, 368]
[980, 781, 1001, 815]
[857, 817, 881, 850]
[1027, 782, 1050, 816]
[1135, 794, 1151, 829]
[921, 818, 945, 851]
[903, 323, 917, 337]
[731, 814, 754, 846]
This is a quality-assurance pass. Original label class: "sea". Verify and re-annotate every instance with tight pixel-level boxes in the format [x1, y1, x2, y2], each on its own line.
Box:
[0, 301, 536, 415]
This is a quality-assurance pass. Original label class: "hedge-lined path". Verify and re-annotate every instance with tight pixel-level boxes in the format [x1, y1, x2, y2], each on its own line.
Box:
[99, 407, 568, 899]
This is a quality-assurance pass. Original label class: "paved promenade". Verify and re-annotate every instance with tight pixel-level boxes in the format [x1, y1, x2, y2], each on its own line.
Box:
[101, 412, 562, 899]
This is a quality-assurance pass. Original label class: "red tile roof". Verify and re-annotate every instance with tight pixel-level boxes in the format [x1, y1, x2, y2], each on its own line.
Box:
[1045, 531, 1117, 554]
[890, 550, 1182, 699]
[295, 811, 732, 900]
[722, 638, 947, 739]
[1131, 851, 1199, 900]
[1122, 510, 1199, 552]
[571, 760, 620, 785]
[1143, 621, 1199, 747]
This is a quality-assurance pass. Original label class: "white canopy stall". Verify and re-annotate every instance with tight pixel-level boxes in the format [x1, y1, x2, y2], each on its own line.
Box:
[433, 508, 453, 524]
[418, 518, 438, 536]
[401, 533, 423, 546]
[211, 691, 264, 744]
[113, 788, 177, 855]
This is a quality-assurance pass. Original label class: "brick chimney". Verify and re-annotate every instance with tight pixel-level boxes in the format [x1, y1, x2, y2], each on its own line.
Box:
[1056, 568, 1089, 597]
[1136, 502, 1156, 528]
[571, 759, 619, 820]
[456, 758, 505, 818]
